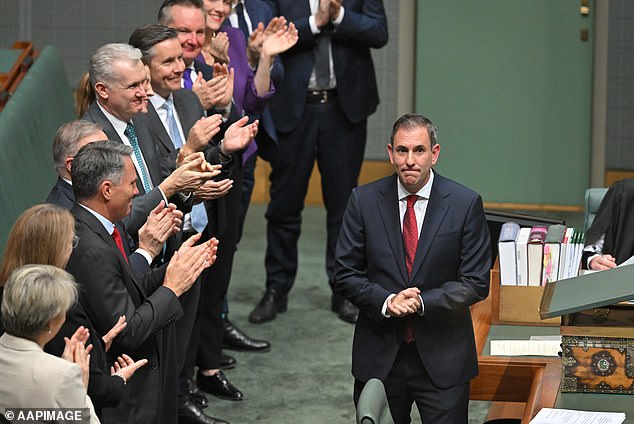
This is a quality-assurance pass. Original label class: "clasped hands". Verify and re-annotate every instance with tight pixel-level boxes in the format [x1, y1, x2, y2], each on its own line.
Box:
[315, 0, 342, 28]
[589, 254, 617, 270]
[387, 287, 422, 317]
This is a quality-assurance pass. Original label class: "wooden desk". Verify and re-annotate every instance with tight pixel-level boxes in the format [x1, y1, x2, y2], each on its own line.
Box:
[470, 289, 562, 423]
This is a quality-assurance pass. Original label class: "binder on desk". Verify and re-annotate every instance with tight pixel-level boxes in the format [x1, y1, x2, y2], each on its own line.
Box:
[539, 264, 634, 319]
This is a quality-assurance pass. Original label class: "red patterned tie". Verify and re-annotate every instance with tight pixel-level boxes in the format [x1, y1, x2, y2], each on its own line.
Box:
[403, 194, 418, 343]
[112, 227, 129, 264]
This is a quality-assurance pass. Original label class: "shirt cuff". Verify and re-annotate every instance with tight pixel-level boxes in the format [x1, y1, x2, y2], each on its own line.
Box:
[418, 294, 425, 316]
[382, 294, 396, 317]
[332, 6, 345, 25]
[156, 187, 168, 205]
[134, 248, 153, 265]
[586, 253, 601, 269]
[309, 15, 320, 34]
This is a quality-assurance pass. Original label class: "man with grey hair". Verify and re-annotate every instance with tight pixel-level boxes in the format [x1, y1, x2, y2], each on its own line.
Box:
[67, 140, 218, 424]
[46, 120, 108, 209]
[83, 42, 216, 238]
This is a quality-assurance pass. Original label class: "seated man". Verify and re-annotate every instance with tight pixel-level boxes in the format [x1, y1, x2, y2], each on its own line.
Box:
[582, 178, 634, 270]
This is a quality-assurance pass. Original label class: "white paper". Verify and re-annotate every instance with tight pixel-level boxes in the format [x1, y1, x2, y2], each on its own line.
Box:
[530, 407, 625, 424]
[489, 340, 561, 356]
[617, 255, 634, 267]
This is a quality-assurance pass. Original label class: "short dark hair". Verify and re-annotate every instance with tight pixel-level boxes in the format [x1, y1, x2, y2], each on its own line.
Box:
[129, 24, 179, 63]
[158, 0, 203, 25]
[390, 113, 438, 147]
[71, 140, 133, 202]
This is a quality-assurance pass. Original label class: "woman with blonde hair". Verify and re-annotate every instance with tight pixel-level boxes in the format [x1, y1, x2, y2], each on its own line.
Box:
[0, 203, 146, 418]
[0, 203, 75, 284]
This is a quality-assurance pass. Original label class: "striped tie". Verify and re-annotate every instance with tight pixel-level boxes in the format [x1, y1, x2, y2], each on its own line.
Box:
[124, 122, 152, 193]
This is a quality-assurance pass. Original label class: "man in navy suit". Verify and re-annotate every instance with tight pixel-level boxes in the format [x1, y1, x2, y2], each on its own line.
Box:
[334, 114, 491, 423]
[249, 0, 388, 325]
[47, 120, 108, 209]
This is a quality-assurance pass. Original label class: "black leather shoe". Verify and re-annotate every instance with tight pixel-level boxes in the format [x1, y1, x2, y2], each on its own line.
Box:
[196, 370, 244, 401]
[220, 352, 237, 370]
[178, 399, 229, 424]
[223, 317, 271, 351]
[187, 378, 208, 409]
[248, 289, 288, 324]
[331, 292, 358, 324]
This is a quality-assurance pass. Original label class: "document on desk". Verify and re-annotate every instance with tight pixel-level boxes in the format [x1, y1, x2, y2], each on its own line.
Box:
[530, 407, 625, 424]
[490, 339, 561, 356]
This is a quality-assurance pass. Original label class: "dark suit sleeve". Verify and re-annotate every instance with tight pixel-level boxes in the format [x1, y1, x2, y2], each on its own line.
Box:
[67, 241, 183, 353]
[420, 194, 490, 319]
[45, 304, 125, 411]
[334, 189, 394, 322]
[334, 0, 388, 48]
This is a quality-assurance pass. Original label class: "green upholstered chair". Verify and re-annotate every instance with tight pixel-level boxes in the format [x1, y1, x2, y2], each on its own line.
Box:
[356, 378, 394, 424]
[584, 188, 608, 231]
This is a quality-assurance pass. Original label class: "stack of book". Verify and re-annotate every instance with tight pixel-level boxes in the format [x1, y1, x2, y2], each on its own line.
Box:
[498, 222, 585, 286]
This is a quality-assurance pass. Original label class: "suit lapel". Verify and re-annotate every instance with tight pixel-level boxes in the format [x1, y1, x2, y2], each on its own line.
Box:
[377, 175, 409, 283]
[173, 90, 198, 138]
[85, 101, 122, 143]
[145, 102, 175, 155]
[72, 205, 145, 305]
[411, 173, 451, 277]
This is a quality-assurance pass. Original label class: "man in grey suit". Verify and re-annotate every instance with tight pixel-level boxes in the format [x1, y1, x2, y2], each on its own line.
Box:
[82, 43, 215, 237]
[334, 114, 491, 423]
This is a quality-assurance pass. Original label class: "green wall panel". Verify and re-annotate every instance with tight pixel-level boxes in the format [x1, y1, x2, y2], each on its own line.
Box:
[416, 0, 593, 206]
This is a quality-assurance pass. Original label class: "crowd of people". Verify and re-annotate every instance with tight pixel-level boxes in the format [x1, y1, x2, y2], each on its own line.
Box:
[4, 1, 630, 423]
[1, 0, 391, 423]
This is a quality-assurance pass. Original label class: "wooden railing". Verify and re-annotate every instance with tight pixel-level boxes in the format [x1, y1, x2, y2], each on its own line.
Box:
[0, 41, 38, 111]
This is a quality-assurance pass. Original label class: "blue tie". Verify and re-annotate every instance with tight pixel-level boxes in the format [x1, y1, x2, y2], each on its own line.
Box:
[183, 68, 193, 90]
[163, 98, 184, 148]
[124, 122, 152, 193]
[234, 2, 250, 42]
[161, 99, 208, 232]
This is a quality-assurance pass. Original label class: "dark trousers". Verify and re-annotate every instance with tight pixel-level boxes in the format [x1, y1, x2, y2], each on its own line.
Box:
[196, 159, 242, 370]
[265, 99, 366, 293]
[354, 343, 470, 424]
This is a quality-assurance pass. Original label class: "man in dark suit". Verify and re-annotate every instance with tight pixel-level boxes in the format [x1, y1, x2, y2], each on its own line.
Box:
[334, 114, 491, 423]
[129, 23, 259, 424]
[67, 141, 217, 424]
[249, 0, 388, 324]
[46, 120, 108, 209]
[82, 42, 215, 237]
[159, 0, 234, 116]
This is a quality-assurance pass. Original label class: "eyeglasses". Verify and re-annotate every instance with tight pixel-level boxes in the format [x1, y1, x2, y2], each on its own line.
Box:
[72, 235, 80, 249]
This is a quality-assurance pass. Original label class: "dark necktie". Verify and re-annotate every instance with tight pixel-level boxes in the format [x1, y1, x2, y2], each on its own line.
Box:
[403, 194, 419, 343]
[124, 122, 152, 193]
[314, 24, 333, 89]
[112, 227, 129, 264]
[183, 68, 193, 90]
[234, 2, 250, 42]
